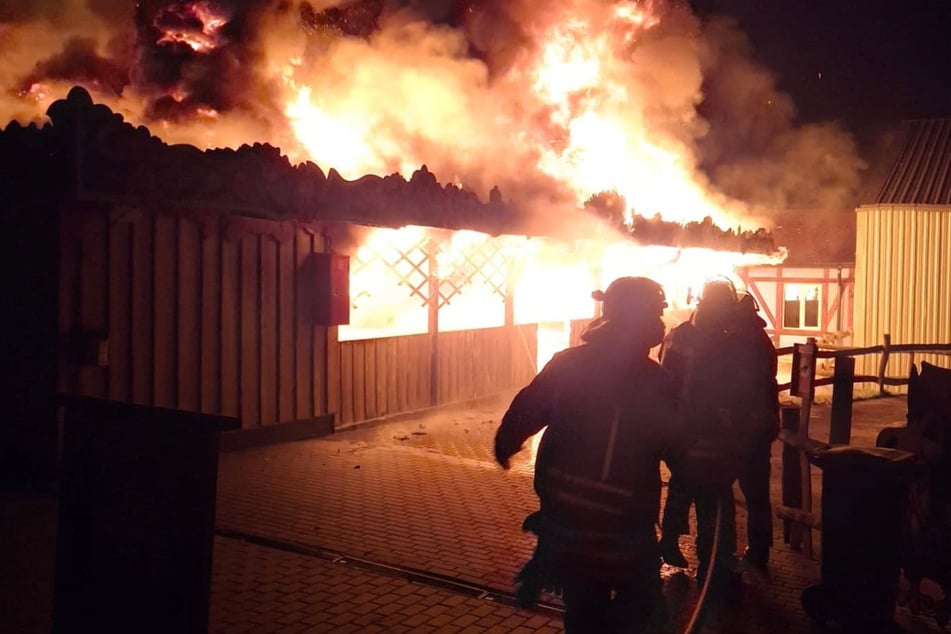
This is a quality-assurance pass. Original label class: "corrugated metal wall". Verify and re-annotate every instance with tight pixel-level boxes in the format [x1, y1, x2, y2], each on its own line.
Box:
[59, 206, 330, 430]
[854, 205, 951, 385]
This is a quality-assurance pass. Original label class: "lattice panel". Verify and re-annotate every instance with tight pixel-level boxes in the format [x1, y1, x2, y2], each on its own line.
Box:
[435, 238, 507, 308]
[349, 232, 510, 311]
[350, 239, 430, 310]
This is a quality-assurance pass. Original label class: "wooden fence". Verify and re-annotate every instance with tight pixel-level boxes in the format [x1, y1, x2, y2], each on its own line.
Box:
[775, 334, 951, 557]
[776, 333, 951, 395]
[336, 324, 537, 426]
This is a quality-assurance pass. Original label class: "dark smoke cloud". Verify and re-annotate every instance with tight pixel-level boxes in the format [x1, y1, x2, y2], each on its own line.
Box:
[20, 36, 132, 96]
[0, 0, 132, 26]
[134, 0, 278, 116]
[695, 16, 867, 212]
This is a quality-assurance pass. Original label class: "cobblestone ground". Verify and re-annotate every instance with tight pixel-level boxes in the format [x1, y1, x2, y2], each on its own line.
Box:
[214, 393, 828, 633]
[210, 536, 564, 634]
[5, 394, 946, 633]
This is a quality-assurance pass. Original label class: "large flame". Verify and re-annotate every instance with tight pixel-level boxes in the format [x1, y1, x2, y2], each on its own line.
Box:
[0, 0, 764, 227]
[2, 0, 802, 369]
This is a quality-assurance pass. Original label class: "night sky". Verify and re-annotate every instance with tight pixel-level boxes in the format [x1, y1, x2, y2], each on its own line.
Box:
[691, 0, 951, 155]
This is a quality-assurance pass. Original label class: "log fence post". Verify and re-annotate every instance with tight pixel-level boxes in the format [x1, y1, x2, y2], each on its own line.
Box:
[829, 354, 855, 445]
[878, 333, 891, 395]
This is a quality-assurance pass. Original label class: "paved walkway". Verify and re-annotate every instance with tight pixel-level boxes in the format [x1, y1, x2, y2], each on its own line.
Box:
[4, 393, 948, 633]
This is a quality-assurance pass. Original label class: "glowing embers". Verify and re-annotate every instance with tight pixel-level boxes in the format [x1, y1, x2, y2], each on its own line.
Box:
[155, 2, 231, 53]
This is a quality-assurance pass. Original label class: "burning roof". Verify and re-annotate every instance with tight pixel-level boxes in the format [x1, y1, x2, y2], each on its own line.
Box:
[0, 85, 778, 253]
[1, 0, 866, 252]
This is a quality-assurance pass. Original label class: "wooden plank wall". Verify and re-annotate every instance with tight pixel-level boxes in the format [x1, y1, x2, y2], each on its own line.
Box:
[59, 207, 330, 430]
[337, 324, 538, 426]
[436, 325, 537, 405]
[61, 206, 541, 430]
[336, 334, 432, 425]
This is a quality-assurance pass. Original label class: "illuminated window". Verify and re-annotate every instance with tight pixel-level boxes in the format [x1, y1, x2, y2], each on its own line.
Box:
[782, 284, 821, 329]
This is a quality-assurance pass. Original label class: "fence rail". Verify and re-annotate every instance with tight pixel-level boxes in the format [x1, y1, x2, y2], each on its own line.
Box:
[775, 332, 951, 558]
[776, 334, 951, 395]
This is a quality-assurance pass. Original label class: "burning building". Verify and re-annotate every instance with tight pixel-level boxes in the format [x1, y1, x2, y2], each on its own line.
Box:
[1, 0, 866, 476]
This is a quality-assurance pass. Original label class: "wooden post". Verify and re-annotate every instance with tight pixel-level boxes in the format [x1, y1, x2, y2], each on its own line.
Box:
[797, 337, 817, 556]
[781, 406, 802, 546]
[878, 333, 891, 395]
[829, 355, 855, 445]
[427, 239, 440, 407]
[503, 251, 516, 328]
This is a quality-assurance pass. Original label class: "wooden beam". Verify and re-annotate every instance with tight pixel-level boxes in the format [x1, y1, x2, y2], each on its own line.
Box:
[775, 505, 821, 529]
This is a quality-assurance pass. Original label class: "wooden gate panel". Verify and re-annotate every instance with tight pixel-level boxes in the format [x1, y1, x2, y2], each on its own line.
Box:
[107, 219, 132, 402]
[239, 236, 260, 428]
[130, 213, 154, 405]
[177, 218, 201, 412]
[199, 226, 221, 414]
[278, 238, 295, 423]
[153, 215, 177, 408]
[78, 212, 108, 398]
[260, 238, 278, 425]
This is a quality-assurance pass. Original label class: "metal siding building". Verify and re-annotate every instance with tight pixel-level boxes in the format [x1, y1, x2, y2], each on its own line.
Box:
[854, 119, 951, 385]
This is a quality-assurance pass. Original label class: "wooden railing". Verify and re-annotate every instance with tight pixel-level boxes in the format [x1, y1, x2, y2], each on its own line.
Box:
[774, 334, 951, 557]
[776, 334, 951, 395]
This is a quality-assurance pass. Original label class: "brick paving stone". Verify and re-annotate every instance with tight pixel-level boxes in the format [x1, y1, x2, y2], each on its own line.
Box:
[210, 537, 553, 632]
[6, 395, 944, 633]
[210, 396, 944, 633]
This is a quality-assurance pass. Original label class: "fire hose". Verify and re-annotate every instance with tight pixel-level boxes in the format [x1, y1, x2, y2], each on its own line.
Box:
[681, 495, 725, 634]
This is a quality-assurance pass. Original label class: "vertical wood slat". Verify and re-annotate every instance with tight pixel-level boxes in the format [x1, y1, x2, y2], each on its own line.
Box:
[220, 237, 240, 419]
[317, 228, 333, 420]
[322, 326, 335, 419]
[465, 331, 475, 400]
[58, 212, 81, 394]
[387, 338, 398, 415]
[322, 326, 343, 414]
[131, 214, 153, 405]
[340, 342, 353, 424]
[353, 342, 366, 422]
[78, 212, 108, 398]
[240, 236, 260, 428]
[200, 227, 221, 414]
[406, 337, 418, 410]
[177, 218, 200, 412]
[318, 326, 331, 418]
[278, 239, 295, 423]
[420, 335, 432, 410]
[364, 342, 377, 419]
[260, 238, 278, 425]
[444, 333, 454, 404]
[107, 218, 132, 402]
[397, 336, 409, 412]
[295, 232, 314, 420]
[153, 215, 177, 408]
[436, 334, 446, 405]
[458, 333, 467, 400]
[377, 339, 388, 418]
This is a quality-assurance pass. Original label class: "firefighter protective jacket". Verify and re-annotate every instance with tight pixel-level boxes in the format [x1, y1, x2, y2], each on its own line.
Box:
[495, 334, 685, 537]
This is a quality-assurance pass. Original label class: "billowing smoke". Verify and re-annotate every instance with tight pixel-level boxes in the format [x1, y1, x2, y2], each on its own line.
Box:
[0, 0, 866, 231]
[695, 17, 866, 212]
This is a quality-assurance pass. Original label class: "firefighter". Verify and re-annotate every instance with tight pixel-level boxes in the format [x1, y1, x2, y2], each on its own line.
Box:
[494, 276, 686, 633]
[657, 279, 779, 581]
